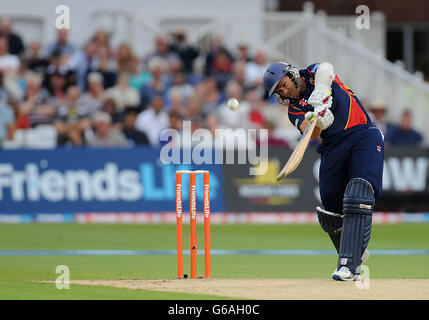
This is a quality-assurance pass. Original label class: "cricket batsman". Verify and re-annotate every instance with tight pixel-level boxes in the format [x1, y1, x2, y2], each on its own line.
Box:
[263, 62, 384, 281]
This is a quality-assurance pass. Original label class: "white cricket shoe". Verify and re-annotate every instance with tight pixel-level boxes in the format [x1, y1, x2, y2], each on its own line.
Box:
[331, 250, 369, 275]
[332, 266, 360, 281]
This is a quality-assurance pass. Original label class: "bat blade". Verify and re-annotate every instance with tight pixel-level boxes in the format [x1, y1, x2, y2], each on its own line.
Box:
[276, 119, 317, 181]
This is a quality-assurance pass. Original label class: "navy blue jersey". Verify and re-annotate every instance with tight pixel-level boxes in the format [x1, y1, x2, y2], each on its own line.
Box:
[287, 64, 374, 151]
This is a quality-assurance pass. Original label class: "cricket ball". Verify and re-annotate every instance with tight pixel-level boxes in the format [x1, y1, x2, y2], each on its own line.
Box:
[227, 98, 240, 110]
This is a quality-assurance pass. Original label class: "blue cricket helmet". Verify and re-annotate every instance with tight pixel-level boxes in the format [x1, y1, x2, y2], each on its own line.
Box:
[263, 62, 300, 98]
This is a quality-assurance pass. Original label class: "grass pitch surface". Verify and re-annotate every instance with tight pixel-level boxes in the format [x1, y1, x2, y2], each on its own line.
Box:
[0, 224, 428, 299]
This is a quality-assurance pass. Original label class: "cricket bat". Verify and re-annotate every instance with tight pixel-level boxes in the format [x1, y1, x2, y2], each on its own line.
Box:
[276, 118, 317, 181]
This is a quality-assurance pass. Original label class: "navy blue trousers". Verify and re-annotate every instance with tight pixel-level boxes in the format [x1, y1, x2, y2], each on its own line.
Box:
[319, 126, 384, 213]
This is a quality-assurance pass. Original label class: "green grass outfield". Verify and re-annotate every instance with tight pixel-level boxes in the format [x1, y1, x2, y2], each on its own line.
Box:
[0, 223, 428, 299]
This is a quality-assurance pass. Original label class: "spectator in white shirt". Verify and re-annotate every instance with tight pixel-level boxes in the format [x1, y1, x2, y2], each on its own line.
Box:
[19, 72, 56, 127]
[105, 72, 140, 112]
[216, 81, 250, 129]
[135, 94, 169, 147]
[166, 71, 194, 109]
[85, 111, 128, 147]
[0, 37, 19, 75]
[81, 72, 105, 116]
[245, 49, 268, 87]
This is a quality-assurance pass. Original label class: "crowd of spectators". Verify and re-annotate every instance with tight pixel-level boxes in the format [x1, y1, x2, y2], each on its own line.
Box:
[0, 18, 285, 148]
[0, 17, 425, 149]
[365, 100, 423, 147]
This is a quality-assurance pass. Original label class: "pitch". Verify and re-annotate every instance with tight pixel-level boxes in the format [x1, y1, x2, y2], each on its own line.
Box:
[0, 224, 428, 299]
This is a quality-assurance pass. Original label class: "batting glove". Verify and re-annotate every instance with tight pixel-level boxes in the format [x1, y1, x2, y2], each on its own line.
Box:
[305, 103, 334, 130]
[308, 89, 332, 109]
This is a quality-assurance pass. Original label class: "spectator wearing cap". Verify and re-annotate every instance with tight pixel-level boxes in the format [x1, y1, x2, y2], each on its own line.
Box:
[81, 72, 105, 115]
[55, 85, 91, 146]
[368, 100, 390, 136]
[19, 72, 56, 128]
[85, 111, 128, 147]
[105, 72, 140, 112]
[385, 110, 423, 146]
[46, 29, 76, 58]
[0, 18, 24, 56]
[236, 40, 252, 63]
[122, 107, 150, 146]
[135, 94, 169, 147]
[169, 28, 199, 74]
